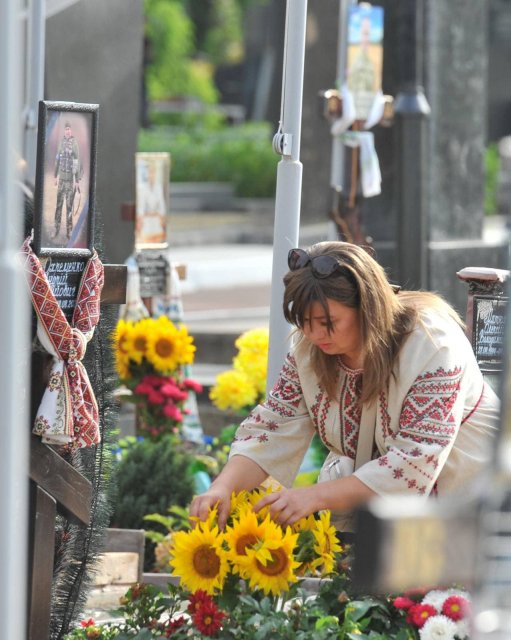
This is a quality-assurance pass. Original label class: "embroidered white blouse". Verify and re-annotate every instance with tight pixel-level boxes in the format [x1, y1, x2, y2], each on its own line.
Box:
[229, 310, 500, 499]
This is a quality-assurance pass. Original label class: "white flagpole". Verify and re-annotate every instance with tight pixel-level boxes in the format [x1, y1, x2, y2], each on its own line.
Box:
[0, 0, 29, 637]
[266, 0, 308, 392]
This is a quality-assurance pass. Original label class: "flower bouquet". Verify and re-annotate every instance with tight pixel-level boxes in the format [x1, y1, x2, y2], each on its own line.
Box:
[113, 316, 202, 439]
[209, 328, 269, 414]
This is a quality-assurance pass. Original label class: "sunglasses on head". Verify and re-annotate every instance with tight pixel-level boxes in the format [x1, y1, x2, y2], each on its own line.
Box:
[288, 248, 343, 279]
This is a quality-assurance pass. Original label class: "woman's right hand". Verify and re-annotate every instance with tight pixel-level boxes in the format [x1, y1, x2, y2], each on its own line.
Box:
[189, 485, 232, 530]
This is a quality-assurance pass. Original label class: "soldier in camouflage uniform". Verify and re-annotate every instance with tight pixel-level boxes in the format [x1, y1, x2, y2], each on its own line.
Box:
[53, 121, 81, 239]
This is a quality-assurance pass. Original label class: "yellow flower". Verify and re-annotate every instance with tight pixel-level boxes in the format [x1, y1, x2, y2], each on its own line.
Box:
[209, 369, 258, 412]
[310, 511, 342, 576]
[237, 520, 300, 596]
[169, 520, 228, 595]
[113, 319, 134, 359]
[127, 318, 154, 364]
[145, 316, 196, 373]
[234, 328, 269, 395]
[224, 509, 272, 576]
[115, 352, 131, 380]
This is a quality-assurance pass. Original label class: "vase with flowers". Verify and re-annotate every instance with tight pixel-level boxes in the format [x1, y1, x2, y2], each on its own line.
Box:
[112, 316, 202, 440]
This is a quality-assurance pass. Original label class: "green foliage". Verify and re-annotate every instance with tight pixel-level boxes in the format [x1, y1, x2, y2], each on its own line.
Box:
[144, 0, 218, 103]
[138, 122, 278, 197]
[109, 435, 195, 532]
[485, 143, 501, 216]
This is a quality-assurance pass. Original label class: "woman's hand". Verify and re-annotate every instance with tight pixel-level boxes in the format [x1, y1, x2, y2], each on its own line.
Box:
[189, 485, 232, 530]
[253, 486, 319, 527]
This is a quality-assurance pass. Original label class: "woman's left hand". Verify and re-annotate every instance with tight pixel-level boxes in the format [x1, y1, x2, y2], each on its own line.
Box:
[253, 486, 319, 526]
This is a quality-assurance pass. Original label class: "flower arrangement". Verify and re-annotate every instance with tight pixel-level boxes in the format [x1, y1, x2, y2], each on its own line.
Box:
[393, 587, 471, 639]
[169, 486, 342, 599]
[113, 316, 202, 438]
[209, 327, 268, 413]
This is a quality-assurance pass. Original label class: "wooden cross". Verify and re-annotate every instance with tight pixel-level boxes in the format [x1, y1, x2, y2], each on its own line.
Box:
[28, 263, 127, 640]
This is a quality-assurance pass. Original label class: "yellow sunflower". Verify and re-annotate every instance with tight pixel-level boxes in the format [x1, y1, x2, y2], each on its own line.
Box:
[310, 511, 342, 576]
[169, 520, 228, 595]
[113, 319, 134, 358]
[237, 520, 300, 596]
[145, 317, 196, 373]
[224, 509, 272, 576]
[127, 318, 154, 364]
[115, 352, 132, 380]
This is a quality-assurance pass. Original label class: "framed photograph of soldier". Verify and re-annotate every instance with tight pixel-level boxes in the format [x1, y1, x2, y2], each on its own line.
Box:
[346, 4, 384, 124]
[135, 152, 170, 249]
[33, 100, 98, 257]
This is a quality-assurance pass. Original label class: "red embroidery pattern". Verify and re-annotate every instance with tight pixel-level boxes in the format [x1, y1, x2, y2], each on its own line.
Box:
[310, 390, 333, 448]
[340, 372, 362, 458]
[267, 354, 303, 417]
[375, 366, 462, 495]
[379, 391, 391, 438]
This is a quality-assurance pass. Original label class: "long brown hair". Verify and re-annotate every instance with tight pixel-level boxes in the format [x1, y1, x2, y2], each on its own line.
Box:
[283, 242, 463, 403]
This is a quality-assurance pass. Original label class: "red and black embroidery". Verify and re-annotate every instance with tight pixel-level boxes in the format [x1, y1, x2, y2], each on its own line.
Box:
[340, 372, 362, 458]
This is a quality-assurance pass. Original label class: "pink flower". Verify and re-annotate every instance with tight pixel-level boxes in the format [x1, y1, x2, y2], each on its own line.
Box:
[183, 378, 203, 393]
[393, 596, 415, 610]
[163, 403, 183, 421]
[147, 390, 164, 405]
[442, 595, 470, 621]
[134, 382, 153, 395]
[160, 383, 188, 402]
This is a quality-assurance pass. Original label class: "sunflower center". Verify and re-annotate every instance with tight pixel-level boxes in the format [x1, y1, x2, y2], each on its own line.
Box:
[256, 548, 288, 576]
[235, 533, 258, 555]
[155, 338, 174, 357]
[192, 544, 220, 578]
[134, 336, 147, 352]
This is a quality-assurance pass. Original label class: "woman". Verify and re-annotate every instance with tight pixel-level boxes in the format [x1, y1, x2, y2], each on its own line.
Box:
[190, 242, 500, 531]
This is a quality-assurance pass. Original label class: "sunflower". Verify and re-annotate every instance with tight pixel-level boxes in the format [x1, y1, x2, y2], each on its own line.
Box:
[170, 520, 228, 595]
[115, 352, 132, 380]
[146, 317, 196, 373]
[113, 319, 134, 357]
[127, 318, 154, 364]
[224, 509, 272, 576]
[310, 511, 342, 576]
[237, 520, 300, 596]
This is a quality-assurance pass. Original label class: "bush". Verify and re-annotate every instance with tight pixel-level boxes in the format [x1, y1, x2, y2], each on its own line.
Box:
[109, 435, 195, 569]
[138, 121, 278, 197]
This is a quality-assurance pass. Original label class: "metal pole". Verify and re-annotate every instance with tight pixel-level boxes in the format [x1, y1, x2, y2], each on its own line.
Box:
[0, 0, 29, 637]
[266, 0, 307, 392]
[24, 0, 46, 183]
[394, 0, 430, 289]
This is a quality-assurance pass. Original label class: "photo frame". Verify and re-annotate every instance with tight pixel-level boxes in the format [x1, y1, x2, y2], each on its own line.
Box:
[33, 100, 98, 257]
[135, 152, 171, 249]
[345, 4, 384, 123]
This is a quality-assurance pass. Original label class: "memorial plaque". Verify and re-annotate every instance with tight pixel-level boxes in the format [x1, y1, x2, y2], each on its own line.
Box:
[473, 295, 508, 372]
[44, 257, 87, 321]
[135, 251, 169, 298]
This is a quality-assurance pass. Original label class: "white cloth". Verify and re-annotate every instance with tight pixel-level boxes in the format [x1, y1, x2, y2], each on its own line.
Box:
[229, 310, 500, 528]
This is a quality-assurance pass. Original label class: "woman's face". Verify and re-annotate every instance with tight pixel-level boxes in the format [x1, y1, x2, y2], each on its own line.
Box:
[302, 298, 363, 369]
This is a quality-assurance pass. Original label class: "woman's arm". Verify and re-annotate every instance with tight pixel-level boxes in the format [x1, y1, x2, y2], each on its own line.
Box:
[189, 454, 268, 529]
[253, 475, 376, 527]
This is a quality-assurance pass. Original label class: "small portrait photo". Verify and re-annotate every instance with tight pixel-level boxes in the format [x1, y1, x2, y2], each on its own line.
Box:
[346, 4, 384, 123]
[135, 152, 171, 249]
[33, 101, 98, 256]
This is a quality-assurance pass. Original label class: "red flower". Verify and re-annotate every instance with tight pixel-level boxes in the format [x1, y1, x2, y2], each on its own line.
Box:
[134, 382, 153, 395]
[80, 618, 95, 628]
[147, 390, 165, 405]
[183, 378, 203, 393]
[442, 595, 470, 621]
[160, 383, 188, 401]
[164, 615, 187, 637]
[192, 600, 225, 636]
[393, 596, 415, 610]
[163, 403, 183, 421]
[408, 603, 438, 628]
[187, 589, 214, 615]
